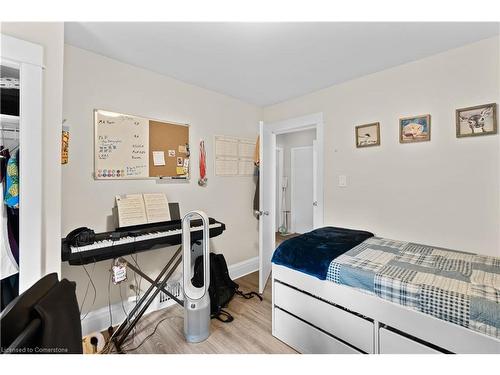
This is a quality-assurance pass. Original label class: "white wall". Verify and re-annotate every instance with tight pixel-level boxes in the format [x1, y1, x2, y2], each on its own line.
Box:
[276, 129, 316, 218]
[1, 22, 64, 276]
[264, 36, 500, 257]
[61, 45, 260, 310]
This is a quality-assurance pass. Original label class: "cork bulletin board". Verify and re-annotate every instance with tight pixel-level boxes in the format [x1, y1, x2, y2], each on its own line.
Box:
[94, 109, 190, 180]
[149, 120, 190, 178]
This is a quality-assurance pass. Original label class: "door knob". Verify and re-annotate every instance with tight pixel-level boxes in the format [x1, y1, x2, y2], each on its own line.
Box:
[257, 210, 270, 216]
[312, 201, 318, 207]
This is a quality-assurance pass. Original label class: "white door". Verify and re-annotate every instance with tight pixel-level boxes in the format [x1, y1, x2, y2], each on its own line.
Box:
[291, 146, 314, 233]
[312, 140, 320, 228]
[275, 147, 284, 229]
[258, 122, 275, 293]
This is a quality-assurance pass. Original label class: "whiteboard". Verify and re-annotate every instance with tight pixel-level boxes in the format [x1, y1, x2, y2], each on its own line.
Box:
[94, 110, 149, 179]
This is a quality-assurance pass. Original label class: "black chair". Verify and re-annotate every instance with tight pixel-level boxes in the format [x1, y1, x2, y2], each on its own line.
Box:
[1, 273, 83, 354]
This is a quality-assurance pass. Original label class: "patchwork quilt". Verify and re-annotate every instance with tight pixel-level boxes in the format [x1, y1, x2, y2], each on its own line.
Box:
[326, 237, 500, 339]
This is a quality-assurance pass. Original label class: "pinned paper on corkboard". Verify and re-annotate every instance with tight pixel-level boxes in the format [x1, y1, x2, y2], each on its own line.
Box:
[176, 166, 187, 175]
[152, 151, 166, 166]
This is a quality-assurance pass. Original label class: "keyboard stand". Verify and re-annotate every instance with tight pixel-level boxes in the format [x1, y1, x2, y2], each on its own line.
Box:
[111, 246, 184, 353]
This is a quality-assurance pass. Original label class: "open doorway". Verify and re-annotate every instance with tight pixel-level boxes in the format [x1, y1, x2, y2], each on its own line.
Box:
[275, 129, 317, 246]
[258, 113, 324, 293]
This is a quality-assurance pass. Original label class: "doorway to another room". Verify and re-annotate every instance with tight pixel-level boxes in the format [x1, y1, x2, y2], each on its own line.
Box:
[258, 113, 324, 293]
[275, 129, 317, 246]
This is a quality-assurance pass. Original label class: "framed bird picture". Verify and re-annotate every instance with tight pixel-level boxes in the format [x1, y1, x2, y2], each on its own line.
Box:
[355, 122, 380, 148]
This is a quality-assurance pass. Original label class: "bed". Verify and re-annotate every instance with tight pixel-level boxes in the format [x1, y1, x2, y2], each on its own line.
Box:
[271, 227, 500, 354]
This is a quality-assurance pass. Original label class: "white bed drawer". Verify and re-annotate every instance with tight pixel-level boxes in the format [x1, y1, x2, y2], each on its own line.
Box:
[274, 308, 361, 354]
[379, 327, 442, 354]
[274, 281, 374, 353]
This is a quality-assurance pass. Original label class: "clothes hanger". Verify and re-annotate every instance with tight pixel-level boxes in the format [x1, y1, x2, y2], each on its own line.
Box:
[10, 143, 20, 154]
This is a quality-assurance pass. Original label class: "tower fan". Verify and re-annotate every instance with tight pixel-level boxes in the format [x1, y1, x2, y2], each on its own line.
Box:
[182, 210, 211, 343]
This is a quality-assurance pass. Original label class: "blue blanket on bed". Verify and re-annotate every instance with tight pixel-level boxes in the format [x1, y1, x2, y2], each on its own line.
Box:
[271, 227, 374, 280]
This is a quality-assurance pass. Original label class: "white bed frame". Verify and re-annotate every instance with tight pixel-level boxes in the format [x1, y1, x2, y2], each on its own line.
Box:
[272, 264, 500, 354]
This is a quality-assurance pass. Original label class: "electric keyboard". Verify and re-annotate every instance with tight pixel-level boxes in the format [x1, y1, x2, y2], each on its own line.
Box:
[62, 218, 226, 265]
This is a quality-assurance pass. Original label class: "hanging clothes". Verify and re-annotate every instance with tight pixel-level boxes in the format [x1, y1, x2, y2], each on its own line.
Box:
[1, 147, 18, 279]
[1, 148, 19, 264]
[1, 147, 19, 311]
[4, 151, 19, 208]
[253, 136, 260, 215]
[1, 186, 18, 279]
[253, 167, 259, 213]
[253, 136, 260, 166]
[6, 207, 19, 265]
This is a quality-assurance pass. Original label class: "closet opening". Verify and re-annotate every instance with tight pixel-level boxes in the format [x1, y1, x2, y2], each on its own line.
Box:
[1, 61, 20, 310]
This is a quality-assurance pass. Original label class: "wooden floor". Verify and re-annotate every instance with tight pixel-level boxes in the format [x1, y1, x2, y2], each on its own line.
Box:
[119, 271, 296, 354]
[275, 232, 300, 246]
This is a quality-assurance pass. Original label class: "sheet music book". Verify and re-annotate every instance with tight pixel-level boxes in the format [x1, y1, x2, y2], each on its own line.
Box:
[143, 193, 171, 223]
[116, 194, 148, 227]
[116, 193, 170, 227]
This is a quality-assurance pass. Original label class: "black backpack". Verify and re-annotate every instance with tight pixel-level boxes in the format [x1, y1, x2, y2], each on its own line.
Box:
[191, 253, 262, 323]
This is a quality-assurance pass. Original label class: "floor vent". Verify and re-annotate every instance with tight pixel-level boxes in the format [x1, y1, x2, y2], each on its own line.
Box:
[159, 281, 182, 305]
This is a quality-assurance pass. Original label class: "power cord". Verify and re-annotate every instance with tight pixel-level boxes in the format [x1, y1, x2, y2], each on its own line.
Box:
[79, 261, 97, 321]
[121, 315, 182, 353]
[107, 262, 113, 327]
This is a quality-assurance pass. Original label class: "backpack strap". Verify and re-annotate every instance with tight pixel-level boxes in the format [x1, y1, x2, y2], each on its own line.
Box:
[235, 290, 263, 301]
[211, 308, 234, 323]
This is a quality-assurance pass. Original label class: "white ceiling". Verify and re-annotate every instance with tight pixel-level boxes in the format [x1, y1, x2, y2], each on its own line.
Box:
[64, 22, 499, 106]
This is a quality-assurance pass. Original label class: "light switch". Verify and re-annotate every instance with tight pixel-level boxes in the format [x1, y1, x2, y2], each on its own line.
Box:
[338, 175, 347, 187]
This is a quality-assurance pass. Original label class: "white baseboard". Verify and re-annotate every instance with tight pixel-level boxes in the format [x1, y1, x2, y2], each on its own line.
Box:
[228, 256, 259, 280]
[81, 256, 259, 336]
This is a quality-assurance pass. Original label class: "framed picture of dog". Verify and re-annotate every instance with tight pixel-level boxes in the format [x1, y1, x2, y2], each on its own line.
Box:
[456, 103, 497, 138]
[399, 114, 431, 143]
[355, 122, 380, 148]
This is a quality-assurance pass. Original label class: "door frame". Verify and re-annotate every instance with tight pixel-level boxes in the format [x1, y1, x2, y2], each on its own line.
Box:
[259, 112, 324, 293]
[276, 146, 284, 229]
[1, 34, 44, 292]
[290, 145, 314, 234]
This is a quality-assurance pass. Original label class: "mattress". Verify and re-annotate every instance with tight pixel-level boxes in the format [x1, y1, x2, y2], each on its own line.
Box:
[326, 237, 500, 339]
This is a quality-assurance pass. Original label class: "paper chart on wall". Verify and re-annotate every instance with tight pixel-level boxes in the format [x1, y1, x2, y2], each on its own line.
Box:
[95, 110, 149, 179]
[238, 140, 255, 159]
[215, 137, 238, 157]
[214, 135, 256, 176]
[215, 157, 238, 175]
[238, 160, 254, 176]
